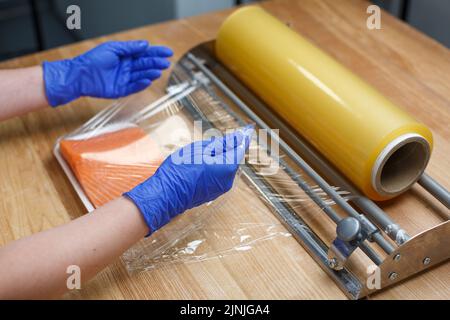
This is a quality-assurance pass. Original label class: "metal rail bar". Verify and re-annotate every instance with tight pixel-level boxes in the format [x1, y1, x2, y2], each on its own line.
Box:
[419, 174, 450, 209]
[187, 53, 395, 254]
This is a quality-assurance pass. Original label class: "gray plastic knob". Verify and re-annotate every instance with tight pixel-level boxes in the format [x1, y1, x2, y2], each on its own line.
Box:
[336, 217, 361, 242]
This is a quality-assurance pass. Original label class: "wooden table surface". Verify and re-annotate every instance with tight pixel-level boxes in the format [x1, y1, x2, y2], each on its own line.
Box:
[0, 0, 449, 299]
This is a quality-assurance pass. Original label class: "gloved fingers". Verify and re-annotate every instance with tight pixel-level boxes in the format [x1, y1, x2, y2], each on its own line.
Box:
[125, 79, 152, 95]
[172, 126, 254, 165]
[130, 69, 162, 82]
[225, 131, 244, 151]
[203, 133, 241, 158]
[205, 125, 254, 154]
[131, 57, 171, 71]
[222, 125, 254, 152]
[108, 40, 149, 57]
[224, 125, 254, 164]
[231, 141, 246, 165]
[202, 127, 253, 165]
[239, 124, 255, 150]
[140, 46, 174, 58]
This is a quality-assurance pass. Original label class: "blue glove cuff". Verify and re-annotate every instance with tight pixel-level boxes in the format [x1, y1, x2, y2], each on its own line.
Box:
[123, 175, 175, 236]
[43, 60, 80, 107]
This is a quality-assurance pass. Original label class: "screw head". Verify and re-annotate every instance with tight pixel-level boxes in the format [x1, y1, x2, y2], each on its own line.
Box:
[328, 258, 337, 269]
[423, 257, 431, 265]
[389, 272, 398, 281]
[393, 254, 401, 261]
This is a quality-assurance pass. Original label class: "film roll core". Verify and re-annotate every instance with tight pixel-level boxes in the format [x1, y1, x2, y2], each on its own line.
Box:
[215, 6, 433, 201]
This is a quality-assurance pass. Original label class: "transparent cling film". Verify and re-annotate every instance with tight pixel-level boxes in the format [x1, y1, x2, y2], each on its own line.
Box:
[123, 188, 293, 272]
[55, 79, 355, 274]
[123, 176, 353, 273]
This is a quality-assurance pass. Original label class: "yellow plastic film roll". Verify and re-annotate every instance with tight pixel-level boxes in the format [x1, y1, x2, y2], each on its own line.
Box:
[216, 6, 433, 201]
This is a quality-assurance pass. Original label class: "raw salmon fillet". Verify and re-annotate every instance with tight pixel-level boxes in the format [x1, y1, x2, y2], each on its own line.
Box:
[60, 126, 164, 208]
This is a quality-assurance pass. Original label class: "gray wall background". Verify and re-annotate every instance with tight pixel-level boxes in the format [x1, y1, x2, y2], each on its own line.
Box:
[373, 0, 450, 46]
[0, 0, 449, 61]
[0, 0, 243, 60]
[51, 0, 236, 39]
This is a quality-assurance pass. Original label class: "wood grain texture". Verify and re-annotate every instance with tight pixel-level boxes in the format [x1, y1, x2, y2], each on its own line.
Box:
[0, 0, 448, 299]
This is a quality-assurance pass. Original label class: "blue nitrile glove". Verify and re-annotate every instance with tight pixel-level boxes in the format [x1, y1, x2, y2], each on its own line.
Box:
[124, 125, 254, 235]
[43, 40, 173, 107]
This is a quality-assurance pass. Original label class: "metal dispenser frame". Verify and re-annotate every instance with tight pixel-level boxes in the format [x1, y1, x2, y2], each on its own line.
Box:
[166, 42, 450, 299]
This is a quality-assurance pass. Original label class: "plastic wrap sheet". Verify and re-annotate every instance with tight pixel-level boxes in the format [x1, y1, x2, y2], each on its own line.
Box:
[123, 185, 292, 272]
[123, 175, 353, 273]
[52, 83, 288, 272]
[55, 79, 356, 274]
[119, 83, 362, 273]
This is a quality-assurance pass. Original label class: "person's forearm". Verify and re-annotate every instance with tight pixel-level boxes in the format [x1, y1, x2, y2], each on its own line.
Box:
[0, 197, 148, 299]
[0, 66, 49, 122]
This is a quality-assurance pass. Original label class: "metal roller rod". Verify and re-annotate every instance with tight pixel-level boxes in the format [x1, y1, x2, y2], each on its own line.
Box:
[187, 53, 395, 254]
[419, 174, 450, 209]
[371, 233, 395, 254]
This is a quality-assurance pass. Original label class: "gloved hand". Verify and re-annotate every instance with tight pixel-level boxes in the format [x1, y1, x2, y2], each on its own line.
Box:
[124, 126, 254, 235]
[43, 40, 173, 107]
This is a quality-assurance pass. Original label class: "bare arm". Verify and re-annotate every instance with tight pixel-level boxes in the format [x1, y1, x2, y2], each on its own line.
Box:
[0, 197, 148, 299]
[0, 41, 180, 299]
[0, 66, 49, 122]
